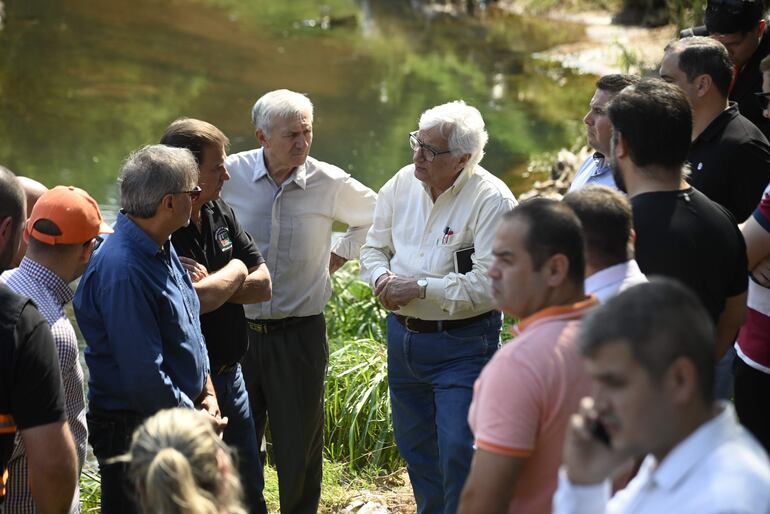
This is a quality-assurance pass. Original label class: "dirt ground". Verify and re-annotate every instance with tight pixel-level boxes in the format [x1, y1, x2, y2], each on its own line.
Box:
[530, 8, 676, 75]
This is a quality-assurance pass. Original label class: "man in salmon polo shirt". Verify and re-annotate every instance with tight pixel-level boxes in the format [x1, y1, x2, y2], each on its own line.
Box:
[458, 198, 598, 514]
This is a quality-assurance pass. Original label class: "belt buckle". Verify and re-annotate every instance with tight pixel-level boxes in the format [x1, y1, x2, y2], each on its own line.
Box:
[404, 317, 419, 332]
[248, 321, 267, 334]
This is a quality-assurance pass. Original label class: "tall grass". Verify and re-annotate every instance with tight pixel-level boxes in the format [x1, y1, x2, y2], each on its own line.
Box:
[323, 263, 403, 473]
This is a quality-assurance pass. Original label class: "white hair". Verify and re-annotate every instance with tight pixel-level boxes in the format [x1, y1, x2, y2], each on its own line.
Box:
[250, 89, 314, 137]
[418, 100, 488, 172]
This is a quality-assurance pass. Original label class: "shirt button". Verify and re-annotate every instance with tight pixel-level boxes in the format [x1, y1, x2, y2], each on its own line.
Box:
[419, 252, 424, 257]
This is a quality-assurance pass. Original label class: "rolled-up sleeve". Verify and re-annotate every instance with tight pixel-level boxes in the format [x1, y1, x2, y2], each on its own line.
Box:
[331, 175, 377, 261]
[360, 179, 395, 287]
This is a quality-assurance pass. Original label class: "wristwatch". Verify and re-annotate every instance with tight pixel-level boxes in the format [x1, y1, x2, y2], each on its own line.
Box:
[417, 278, 428, 299]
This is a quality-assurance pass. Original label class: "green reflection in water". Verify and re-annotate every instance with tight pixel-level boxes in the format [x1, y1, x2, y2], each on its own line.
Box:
[0, 0, 595, 204]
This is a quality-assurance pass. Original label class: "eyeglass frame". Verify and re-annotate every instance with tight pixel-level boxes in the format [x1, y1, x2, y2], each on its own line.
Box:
[84, 235, 104, 251]
[409, 131, 453, 162]
[170, 185, 203, 202]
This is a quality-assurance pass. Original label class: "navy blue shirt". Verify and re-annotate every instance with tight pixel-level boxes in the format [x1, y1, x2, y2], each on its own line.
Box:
[74, 212, 209, 415]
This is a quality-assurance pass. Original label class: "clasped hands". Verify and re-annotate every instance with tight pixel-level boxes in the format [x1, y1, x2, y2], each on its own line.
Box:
[374, 270, 420, 311]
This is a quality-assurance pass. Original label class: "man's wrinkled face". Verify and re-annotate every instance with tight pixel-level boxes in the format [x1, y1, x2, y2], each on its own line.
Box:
[261, 109, 313, 173]
[583, 88, 615, 156]
[412, 126, 466, 194]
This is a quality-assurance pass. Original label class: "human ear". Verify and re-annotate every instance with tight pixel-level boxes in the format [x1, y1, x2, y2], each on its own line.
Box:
[545, 253, 570, 286]
[664, 357, 699, 405]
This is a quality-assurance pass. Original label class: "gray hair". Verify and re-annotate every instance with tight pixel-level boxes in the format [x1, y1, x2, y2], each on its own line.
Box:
[120, 145, 199, 219]
[251, 89, 314, 138]
[418, 101, 488, 173]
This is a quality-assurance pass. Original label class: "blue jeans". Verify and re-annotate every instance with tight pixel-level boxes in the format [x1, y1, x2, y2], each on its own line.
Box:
[211, 364, 267, 514]
[387, 312, 501, 514]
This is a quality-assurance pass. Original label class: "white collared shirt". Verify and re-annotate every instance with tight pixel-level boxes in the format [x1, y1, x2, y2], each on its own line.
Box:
[584, 260, 648, 303]
[360, 163, 517, 320]
[223, 148, 377, 319]
[553, 403, 770, 514]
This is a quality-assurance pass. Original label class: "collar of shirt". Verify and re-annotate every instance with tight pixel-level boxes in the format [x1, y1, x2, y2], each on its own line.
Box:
[647, 402, 737, 491]
[17, 257, 73, 305]
[419, 164, 474, 198]
[693, 102, 740, 145]
[514, 296, 598, 334]
[251, 148, 308, 190]
[585, 260, 643, 296]
[116, 211, 169, 257]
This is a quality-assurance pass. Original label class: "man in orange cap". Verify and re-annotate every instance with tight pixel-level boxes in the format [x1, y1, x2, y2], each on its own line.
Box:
[1, 185, 112, 513]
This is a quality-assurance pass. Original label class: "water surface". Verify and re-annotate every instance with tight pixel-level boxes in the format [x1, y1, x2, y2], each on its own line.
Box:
[0, 0, 595, 203]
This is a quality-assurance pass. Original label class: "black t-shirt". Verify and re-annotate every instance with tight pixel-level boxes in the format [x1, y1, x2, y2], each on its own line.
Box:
[687, 103, 770, 223]
[731, 25, 770, 141]
[0, 284, 66, 504]
[632, 188, 747, 321]
[171, 199, 265, 368]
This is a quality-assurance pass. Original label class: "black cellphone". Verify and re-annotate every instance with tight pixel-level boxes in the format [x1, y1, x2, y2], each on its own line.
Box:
[590, 418, 612, 447]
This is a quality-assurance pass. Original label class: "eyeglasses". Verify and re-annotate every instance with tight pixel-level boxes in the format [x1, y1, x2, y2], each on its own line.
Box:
[85, 235, 104, 251]
[172, 186, 202, 202]
[409, 131, 452, 162]
[755, 91, 770, 110]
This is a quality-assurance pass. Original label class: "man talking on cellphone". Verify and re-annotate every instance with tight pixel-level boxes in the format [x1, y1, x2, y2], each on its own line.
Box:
[554, 279, 770, 514]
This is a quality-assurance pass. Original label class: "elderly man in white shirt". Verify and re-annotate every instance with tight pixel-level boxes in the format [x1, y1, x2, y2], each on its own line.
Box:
[563, 185, 647, 302]
[554, 279, 770, 514]
[223, 89, 377, 514]
[360, 100, 517, 514]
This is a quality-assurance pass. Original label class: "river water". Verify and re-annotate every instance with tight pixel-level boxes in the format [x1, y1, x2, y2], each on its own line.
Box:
[0, 0, 596, 206]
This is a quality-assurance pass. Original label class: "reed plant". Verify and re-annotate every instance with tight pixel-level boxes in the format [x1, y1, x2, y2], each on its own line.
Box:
[324, 262, 403, 473]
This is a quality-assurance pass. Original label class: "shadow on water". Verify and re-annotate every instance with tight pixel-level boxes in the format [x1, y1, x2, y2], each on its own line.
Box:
[0, 0, 596, 204]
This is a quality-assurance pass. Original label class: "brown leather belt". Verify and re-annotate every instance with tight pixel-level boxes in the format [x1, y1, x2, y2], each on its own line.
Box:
[394, 311, 498, 333]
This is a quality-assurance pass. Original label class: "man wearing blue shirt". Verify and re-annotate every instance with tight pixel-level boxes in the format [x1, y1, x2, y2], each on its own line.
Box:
[568, 74, 640, 193]
[74, 145, 222, 514]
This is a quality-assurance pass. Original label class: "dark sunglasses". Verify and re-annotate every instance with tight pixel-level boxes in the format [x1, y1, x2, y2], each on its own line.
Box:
[172, 186, 203, 202]
[84, 235, 104, 251]
[755, 91, 770, 110]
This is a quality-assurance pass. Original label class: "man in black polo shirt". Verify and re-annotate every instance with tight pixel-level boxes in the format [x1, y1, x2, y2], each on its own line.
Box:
[162, 119, 272, 514]
[706, 0, 770, 140]
[0, 166, 77, 514]
[660, 36, 770, 222]
[608, 79, 748, 361]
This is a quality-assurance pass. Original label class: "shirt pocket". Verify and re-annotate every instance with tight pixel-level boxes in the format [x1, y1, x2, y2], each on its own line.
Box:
[429, 228, 472, 273]
[289, 213, 331, 262]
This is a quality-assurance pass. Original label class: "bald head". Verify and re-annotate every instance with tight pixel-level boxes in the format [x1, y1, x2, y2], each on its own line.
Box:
[17, 177, 49, 217]
[11, 176, 49, 267]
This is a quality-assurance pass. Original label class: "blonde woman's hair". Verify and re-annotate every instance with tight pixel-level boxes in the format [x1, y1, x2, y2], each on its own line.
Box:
[127, 408, 246, 514]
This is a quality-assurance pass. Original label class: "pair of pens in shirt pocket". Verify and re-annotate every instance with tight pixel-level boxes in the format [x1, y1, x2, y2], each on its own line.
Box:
[440, 226, 456, 245]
